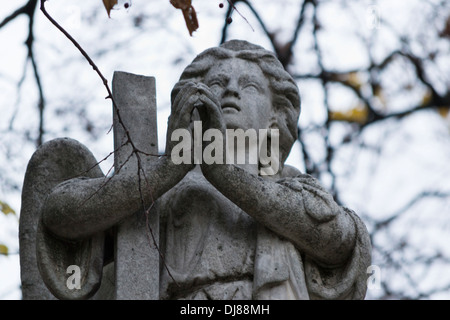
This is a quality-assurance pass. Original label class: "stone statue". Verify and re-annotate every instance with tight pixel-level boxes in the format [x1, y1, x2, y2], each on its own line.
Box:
[19, 40, 371, 300]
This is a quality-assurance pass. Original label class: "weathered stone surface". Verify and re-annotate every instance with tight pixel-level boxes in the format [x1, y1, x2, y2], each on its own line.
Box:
[20, 138, 104, 300]
[19, 40, 371, 300]
[112, 71, 159, 300]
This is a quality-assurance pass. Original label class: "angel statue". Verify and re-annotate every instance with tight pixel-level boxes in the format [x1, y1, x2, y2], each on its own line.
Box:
[19, 40, 371, 300]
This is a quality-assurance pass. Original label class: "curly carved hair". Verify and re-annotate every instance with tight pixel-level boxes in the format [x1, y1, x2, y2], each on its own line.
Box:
[170, 40, 301, 166]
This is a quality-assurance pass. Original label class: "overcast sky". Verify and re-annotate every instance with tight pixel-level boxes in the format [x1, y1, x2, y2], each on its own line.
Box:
[1, 0, 449, 300]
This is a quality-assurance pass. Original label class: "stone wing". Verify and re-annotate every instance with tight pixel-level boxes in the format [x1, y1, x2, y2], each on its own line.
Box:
[19, 138, 105, 299]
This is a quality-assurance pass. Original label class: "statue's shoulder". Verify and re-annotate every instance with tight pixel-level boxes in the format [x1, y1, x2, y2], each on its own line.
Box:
[279, 164, 303, 178]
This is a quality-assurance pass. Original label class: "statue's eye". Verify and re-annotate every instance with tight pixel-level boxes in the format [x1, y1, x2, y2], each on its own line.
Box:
[208, 81, 225, 97]
[242, 82, 260, 92]
[208, 81, 224, 89]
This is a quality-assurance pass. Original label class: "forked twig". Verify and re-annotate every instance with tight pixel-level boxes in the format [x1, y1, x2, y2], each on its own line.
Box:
[39, 0, 176, 285]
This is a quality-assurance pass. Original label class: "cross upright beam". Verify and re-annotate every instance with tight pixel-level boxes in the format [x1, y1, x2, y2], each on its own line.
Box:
[112, 71, 159, 299]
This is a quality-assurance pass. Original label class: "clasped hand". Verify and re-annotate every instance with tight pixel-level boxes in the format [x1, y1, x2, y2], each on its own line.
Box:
[165, 82, 227, 167]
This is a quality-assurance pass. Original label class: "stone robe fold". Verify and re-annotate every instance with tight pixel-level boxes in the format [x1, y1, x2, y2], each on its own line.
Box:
[34, 159, 370, 300]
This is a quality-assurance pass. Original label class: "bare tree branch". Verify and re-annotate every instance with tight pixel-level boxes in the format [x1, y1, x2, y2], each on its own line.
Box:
[0, 0, 36, 29]
[373, 191, 450, 230]
[0, 0, 45, 146]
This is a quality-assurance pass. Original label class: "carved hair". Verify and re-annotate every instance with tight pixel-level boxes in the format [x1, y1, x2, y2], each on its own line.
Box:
[171, 40, 301, 166]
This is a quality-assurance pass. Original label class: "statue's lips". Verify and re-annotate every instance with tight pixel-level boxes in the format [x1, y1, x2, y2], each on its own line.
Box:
[221, 101, 241, 113]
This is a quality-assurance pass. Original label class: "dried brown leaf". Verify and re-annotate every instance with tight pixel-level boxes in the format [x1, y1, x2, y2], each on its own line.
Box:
[170, 0, 192, 10]
[103, 0, 118, 18]
[0, 201, 15, 215]
[439, 16, 450, 38]
[182, 7, 199, 36]
[0, 244, 8, 256]
[170, 0, 198, 36]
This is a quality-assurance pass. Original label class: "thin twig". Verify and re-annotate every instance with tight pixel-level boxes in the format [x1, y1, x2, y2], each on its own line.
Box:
[226, 0, 254, 31]
[39, 0, 177, 286]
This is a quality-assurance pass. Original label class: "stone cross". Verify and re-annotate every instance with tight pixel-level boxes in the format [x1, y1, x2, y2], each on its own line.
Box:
[111, 71, 160, 299]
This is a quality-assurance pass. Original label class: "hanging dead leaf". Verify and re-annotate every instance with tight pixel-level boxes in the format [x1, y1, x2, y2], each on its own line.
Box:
[328, 72, 363, 91]
[438, 107, 449, 118]
[170, 0, 199, 36]
[0, 201, 15, 215]
[345, 72, 363, 91]
[373, 84, 386, 109]
[170, 0, 191, 10]
[420, 90, 433, 107]
[182, 6, 199, 36]
[329, 104, 369, 124]
[439, 15, 450, 38]
[103, 0, 118, 18]
[0, 244, 8, 256]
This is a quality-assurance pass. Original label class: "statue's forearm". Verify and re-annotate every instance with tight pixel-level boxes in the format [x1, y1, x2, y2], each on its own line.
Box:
[201, 164, 356, 265]
[42, 156, 189, 240]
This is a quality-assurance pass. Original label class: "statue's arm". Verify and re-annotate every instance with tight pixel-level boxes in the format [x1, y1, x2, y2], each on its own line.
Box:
[42, 156, 189, 241]
[188, 81, 356, 266]
[43, 83, 204, 241]
[201, 163, 356, 266]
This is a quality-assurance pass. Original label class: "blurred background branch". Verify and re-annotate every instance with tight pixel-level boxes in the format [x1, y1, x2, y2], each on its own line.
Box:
[0, 0, 449, 299]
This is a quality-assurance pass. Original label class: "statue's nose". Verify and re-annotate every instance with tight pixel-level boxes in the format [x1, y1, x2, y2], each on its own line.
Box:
[223, 80, 241, 99]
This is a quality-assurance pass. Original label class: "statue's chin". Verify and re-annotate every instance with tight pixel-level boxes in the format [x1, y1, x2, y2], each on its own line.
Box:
[223, 115, 247, 131]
